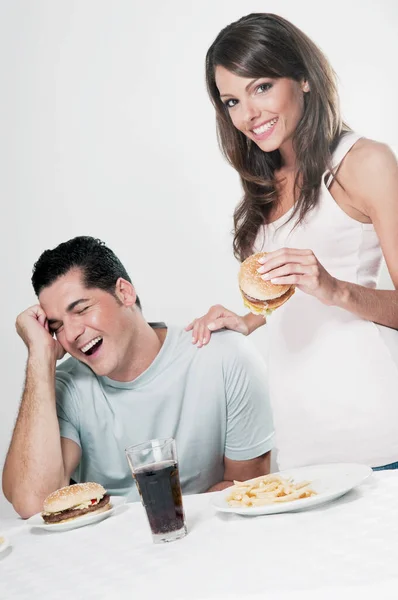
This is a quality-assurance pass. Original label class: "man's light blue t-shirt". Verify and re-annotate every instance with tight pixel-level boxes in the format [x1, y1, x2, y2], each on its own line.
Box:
[55, 325, 274, 501]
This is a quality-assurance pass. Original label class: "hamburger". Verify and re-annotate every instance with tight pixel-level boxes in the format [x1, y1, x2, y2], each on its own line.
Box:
[41, 482, 111, 524]
[239, 252, 295, 315]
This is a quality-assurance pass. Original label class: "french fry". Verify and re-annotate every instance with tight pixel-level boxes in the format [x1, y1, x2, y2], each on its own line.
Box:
[226, 474, 317, 507]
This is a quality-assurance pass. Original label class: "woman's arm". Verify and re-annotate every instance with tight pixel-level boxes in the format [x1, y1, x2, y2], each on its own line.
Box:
[335, 141, 398, 326]
[258, 140, 398, 328]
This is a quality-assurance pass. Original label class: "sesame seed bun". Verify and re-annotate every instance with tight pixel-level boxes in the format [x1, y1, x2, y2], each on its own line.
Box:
[43, 482, 107, 514]
[239, 252, 295, 315]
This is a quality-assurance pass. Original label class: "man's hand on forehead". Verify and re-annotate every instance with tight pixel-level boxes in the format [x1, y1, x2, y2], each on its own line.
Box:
[15, 304, 66, 361]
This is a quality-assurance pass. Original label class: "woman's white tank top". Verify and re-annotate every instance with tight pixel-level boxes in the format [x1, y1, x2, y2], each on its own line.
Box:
[255, 132, 398, 469]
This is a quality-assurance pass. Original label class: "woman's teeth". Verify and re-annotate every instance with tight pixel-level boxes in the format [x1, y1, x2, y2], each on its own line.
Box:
[81, 337, 102, 354]
[253, 118, 278, 135]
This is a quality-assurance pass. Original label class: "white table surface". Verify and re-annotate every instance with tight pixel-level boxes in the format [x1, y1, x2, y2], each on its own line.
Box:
[1, 471, 398, 600]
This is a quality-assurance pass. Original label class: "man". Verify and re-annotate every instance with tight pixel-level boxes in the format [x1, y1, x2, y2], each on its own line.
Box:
[2, 237, 274, 518]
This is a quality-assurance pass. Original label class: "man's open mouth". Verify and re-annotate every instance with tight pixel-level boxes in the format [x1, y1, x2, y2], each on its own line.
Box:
[81, 336, 103, 356]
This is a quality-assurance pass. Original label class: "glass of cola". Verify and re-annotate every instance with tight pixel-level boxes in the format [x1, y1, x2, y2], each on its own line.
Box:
[125, 437, 187, 543]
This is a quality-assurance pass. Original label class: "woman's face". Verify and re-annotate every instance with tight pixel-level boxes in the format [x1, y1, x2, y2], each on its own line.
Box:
[215, 66, 307, 154]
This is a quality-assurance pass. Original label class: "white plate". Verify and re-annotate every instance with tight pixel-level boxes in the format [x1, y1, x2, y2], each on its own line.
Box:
[26, 495, 127, 531]
[0, 534, 10, 553]
[211, 463, 372, 516]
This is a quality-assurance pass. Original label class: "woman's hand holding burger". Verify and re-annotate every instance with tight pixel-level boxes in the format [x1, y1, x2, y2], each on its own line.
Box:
[257, 248, 340, 306]
[238, 252, 295, 314]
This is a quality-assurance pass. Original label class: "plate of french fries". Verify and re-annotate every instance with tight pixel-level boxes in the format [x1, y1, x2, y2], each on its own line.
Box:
[212, 463, 372, 515]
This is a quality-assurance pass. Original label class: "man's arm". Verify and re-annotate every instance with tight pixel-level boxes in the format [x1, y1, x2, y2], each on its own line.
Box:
[2, 305, 81, 519]
[207, 333, 275, 492]
[207, 452, 271, 492]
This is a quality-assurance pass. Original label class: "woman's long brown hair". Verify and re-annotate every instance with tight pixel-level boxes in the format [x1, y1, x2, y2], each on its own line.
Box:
[205, 13, 350, 261]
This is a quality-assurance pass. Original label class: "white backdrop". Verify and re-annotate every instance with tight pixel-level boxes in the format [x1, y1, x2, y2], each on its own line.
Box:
[0, 0, 396, 517]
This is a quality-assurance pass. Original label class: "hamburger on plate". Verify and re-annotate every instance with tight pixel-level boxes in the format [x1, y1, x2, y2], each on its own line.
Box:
[239, 252, 295, 315]
[41, 482, 111, 524]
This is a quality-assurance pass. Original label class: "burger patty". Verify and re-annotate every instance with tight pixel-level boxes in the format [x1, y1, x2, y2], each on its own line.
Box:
[42, 493, 111, 524]
[241, 290, 267, 305]
[241, 292, 266, 305]
[265, 287, 295, 309]
[242, 288, 292, 306]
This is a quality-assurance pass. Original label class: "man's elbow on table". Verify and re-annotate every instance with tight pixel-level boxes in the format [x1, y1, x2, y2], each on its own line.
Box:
[2, 477, 46, 519]
[6, 477, 70, 519]
[3, 440, 80, 518]
[11, 496, 44, 520]
[5, 473, 74, 519]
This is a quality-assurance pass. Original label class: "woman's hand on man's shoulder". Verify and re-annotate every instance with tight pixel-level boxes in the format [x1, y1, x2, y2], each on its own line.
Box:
[185, 305, 250, 348]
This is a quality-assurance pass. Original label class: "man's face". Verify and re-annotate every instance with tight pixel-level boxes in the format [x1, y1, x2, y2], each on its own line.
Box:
[39, 268, 136, 380]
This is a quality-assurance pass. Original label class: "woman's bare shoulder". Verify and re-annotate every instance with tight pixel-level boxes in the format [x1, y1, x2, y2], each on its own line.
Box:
[339, 137, 397, 205]
[344, 137, 396, 173]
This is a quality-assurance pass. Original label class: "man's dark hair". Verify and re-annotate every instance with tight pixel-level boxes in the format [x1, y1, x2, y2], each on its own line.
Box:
[31, 236, 142, 310]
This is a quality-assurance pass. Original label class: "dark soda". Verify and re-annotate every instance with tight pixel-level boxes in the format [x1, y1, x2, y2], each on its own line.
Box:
[134, 460, 185, 535]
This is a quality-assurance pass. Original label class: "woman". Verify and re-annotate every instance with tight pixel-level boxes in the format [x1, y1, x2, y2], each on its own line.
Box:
[187, 13, 398, 471]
